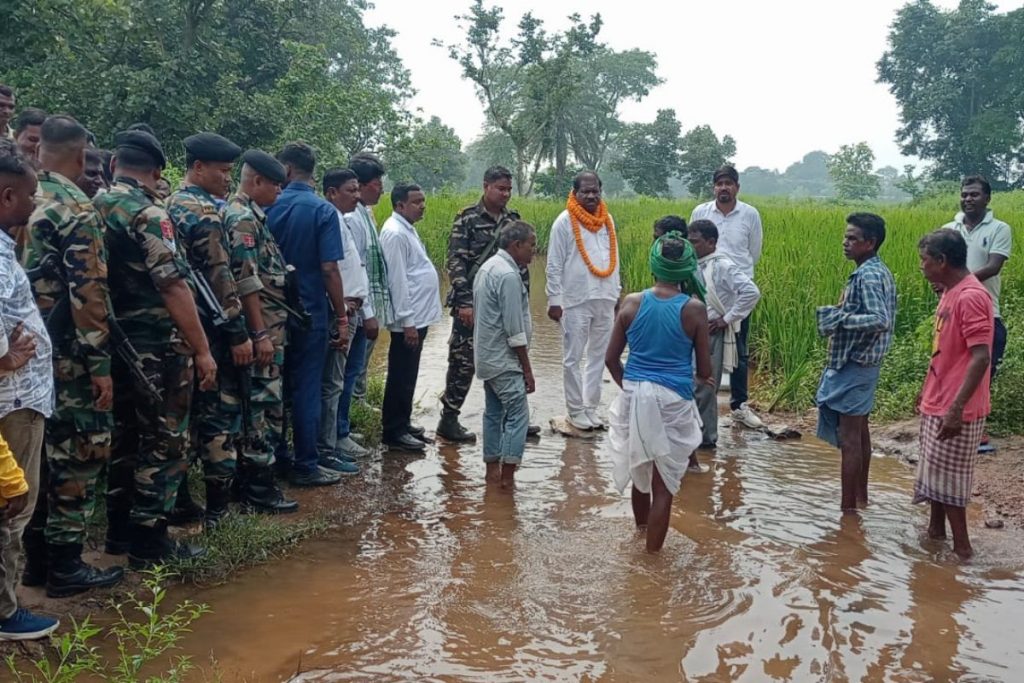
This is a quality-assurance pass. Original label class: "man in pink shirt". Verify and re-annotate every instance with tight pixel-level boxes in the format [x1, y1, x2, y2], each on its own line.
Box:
[915, 228, 993, 560]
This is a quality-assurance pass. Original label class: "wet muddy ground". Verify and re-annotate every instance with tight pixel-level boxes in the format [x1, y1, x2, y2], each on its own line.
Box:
[165, 263, 1024, 682]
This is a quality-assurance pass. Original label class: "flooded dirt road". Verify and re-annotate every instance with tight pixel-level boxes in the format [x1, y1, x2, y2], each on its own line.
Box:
[175, 260, 1024, 682]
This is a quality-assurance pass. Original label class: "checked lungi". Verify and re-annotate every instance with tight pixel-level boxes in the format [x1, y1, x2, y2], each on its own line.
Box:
[912, 414, 986, 508]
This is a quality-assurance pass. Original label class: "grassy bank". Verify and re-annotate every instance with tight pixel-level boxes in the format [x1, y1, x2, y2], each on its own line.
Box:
[377, 191, 1024, 433]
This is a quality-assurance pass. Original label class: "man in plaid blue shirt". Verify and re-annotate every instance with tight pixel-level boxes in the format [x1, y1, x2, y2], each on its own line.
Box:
[815, 213, 897, 513]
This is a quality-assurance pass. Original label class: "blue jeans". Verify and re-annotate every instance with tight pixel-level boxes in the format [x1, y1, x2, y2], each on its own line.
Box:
[730, 316, 750, 410]
[482, 372, 529, 465]
[992, 317, 1007, 380]
[279, 325, 329, 475]
[337, 323, 368, 439]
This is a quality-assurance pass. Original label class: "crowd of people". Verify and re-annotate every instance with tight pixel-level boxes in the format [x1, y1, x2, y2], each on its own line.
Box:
[0, 83, 1013, 641]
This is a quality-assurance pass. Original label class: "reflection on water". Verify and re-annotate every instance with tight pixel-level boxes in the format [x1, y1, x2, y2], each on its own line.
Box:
[177, 259, 1024, 682]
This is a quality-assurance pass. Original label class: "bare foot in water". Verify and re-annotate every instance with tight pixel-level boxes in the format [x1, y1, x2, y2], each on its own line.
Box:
[927, 525, 947, 540]
[485, 462, 501, 484]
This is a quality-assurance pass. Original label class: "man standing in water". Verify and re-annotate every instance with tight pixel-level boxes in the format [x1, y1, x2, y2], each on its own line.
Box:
[605, 233, 711, 552]
[473, 221, 536, 488]
[815, 213, 896, 513]
[439, 166, 520, 443]
[546, 171, 620, 431]
[691, 166, 764, 429]
[915, 229, 992, 560]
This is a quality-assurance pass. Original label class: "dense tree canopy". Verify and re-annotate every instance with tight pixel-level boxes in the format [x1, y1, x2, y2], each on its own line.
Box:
[878, 0, 1024, 188]
[0, 0, 412, 168]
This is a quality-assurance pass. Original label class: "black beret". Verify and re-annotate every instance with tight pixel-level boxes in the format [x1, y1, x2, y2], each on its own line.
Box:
[113, 130, 166, 169]
[183, 132, 241, 162]
[242, 149, 287, 184]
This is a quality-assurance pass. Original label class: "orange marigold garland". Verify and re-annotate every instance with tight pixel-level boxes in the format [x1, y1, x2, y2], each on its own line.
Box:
[566, 192, 617, 279]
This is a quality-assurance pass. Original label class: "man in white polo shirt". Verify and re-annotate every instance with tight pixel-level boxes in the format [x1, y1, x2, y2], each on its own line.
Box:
[691, 165, 764, 429]
[943, 175, 1011, 453]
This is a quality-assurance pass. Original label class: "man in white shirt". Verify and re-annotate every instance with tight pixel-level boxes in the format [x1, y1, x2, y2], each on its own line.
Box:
[688, 220, 761, 448]
[546, 171, 621, 431]
[318, 168, 369, 472]
[379, 183, 442, 452]
[346, 153, 390, 405]
[690, 165, 764, 429]
[943, 175, 1011, 379]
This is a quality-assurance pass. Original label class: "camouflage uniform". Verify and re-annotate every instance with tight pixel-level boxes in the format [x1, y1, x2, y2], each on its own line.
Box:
[21, 171, 113, 546]
[94, 177, 194, 528]
[441, 201, 523, 417]
[167, 185, 248, 485]
[222, 192, 287, 466]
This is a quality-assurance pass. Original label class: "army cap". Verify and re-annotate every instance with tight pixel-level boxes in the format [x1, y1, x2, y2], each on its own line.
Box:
[242, 149, 287, 184]
[183, 132, 241, 162]
[113, 129, 166, 169]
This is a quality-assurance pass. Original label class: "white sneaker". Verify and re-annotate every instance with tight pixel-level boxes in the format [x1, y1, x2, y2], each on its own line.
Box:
[338, 435, 370, 458]
[568, 412, 595, 431]
[731, 403, 764, 429]
[585, 408, 606, 430]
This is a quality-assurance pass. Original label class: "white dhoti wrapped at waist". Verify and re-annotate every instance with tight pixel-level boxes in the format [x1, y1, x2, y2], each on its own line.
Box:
[608, 380, 703, 496]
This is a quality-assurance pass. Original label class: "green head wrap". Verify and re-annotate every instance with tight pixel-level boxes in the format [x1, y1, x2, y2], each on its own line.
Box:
[650, 231, 706, 301]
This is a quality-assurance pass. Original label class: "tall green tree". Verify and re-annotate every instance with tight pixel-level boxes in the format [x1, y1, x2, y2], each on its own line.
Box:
[443, 1, 659, 195]
[678, 125, 737, 198]
[877, 0, 1024, 187]
[611, 109, 682, 197]
[385, 116, 467, 192]
[827, 142, 881, 200]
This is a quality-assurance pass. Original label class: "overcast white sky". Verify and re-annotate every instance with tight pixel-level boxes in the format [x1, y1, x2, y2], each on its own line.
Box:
[365, 0, 1017, 172]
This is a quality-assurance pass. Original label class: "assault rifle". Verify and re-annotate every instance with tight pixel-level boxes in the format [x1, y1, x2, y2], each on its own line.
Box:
[188, 266, 231, 328]
[26, 252, 162, 403]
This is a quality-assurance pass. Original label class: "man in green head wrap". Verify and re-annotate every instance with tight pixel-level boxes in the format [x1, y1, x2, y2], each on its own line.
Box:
[604, 233, 713, 552]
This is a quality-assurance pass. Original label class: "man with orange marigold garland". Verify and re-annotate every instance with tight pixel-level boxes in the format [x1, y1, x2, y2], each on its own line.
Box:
[546, 171, 621, 431]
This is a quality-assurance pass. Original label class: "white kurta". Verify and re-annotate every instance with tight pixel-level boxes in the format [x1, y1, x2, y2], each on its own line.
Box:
[545, 209, 621, 417]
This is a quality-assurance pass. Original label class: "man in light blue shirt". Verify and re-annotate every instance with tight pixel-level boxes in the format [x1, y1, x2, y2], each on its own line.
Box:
[473, 221, 537, 488]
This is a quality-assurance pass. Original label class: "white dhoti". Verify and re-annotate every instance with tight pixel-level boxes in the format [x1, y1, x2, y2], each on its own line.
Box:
[561, 299, 616, 415]
[608, 380, 703, 496]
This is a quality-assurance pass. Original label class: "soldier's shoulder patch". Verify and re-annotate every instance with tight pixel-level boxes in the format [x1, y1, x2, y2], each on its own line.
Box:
[241, 233, 255, 248]
[159, 217, 176, 250]
[202, 204, 218, 215]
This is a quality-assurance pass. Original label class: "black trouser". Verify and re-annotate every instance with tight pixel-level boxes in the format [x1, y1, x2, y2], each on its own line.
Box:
[992, 317, 1008, 380]
[382, 328, 428, 440]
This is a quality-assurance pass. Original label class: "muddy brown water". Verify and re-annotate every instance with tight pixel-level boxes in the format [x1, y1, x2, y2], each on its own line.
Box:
[171, 259, 1024, 682]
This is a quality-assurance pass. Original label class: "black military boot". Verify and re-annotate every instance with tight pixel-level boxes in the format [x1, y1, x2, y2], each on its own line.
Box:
[167, 477, 205, 526]
[105, 505, 132, 555]
[203, 480, 231, 531]
[436, 412, 476, 443]
[127, 522, 206, 570]
[239, 466, 299, 515]
[46, 543, 125, 598]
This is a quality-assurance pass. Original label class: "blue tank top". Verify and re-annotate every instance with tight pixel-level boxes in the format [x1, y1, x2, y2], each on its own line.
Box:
[624, 290, 694, 399]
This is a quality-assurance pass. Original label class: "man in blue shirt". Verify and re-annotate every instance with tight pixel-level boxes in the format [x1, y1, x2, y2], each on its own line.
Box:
[267, 142, 348, 487]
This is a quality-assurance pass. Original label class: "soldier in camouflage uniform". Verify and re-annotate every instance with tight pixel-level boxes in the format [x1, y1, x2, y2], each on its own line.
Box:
[19, 116, 124, 598]
[167, 133, 252, 529]
[437, 166, 534, 442]
[221, 150, 297, 514]
[94, 129, 216, 567]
